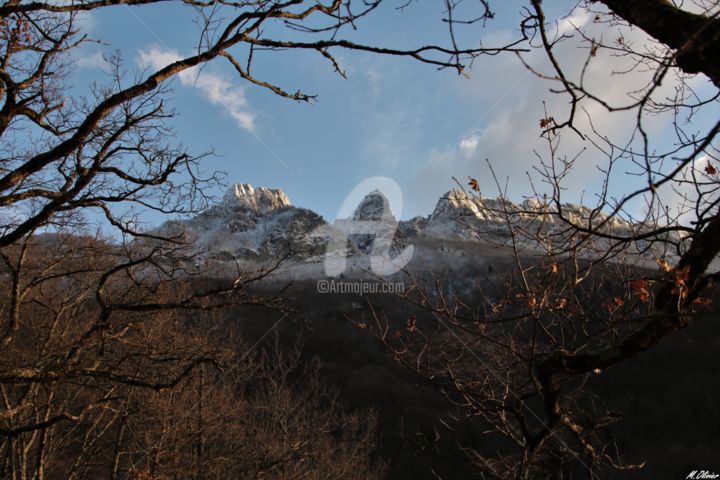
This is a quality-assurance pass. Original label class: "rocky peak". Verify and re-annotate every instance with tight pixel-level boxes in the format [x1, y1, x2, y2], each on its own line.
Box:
[352, 190, 395, 222]
[222, 183, 291, 214]
[430, 189, 481, 220]
[159, 182, 671, 267]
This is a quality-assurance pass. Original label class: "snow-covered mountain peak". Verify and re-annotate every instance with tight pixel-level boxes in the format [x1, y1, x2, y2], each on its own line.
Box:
[431, 190, 552, 222]
[352, 189, 395, 221]
[430, 189, 480, 220]
[222, 183, 291, 214]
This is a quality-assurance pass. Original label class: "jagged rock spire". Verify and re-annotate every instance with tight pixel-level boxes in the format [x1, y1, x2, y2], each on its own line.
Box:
[222, 183, 291, 214]
[352, 189, 395, 221]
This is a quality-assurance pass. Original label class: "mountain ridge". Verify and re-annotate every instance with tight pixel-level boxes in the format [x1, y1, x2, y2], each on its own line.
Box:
[156, 183, 675, 273]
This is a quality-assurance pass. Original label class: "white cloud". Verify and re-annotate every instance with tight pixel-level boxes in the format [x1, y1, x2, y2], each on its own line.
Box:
[138, 47, 180, 72]
[555, 8, 592, 37]
[138, 46, 256, 132]
[190, 72, 256, 132]
[75, 48, 108, 71]
[459, 135, 479, 156]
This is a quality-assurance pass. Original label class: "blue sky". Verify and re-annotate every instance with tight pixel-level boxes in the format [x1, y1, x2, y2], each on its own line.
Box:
[72, 1, 718, 222]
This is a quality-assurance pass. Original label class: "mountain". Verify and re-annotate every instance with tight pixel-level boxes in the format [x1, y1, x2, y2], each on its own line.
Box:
[157, 183, 327, 261]
[352, 189, 396, 222]
[425, 188, 640, 240]
[157, 183, 676, 273]
[221, 184, 291, 214]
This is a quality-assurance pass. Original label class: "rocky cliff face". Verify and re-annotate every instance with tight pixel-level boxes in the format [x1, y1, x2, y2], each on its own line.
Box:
[348, 190, 398, 253]
[352, 190, 395, 222]
[425, 188, 640, 241]
[222, 183, 291, 214]
[157, 184, 325, 260]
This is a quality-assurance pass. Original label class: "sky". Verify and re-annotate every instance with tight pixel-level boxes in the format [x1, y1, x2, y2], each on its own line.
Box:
[71, 1, 719, 222]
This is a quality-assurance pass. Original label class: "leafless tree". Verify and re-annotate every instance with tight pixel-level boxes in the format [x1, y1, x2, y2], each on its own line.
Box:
[0, 1, 526, 478]
[119, 337, 383, 480]
[0, 238, 382, 479]
[364, 1, 720, 478]
[4, 0, 718, 478]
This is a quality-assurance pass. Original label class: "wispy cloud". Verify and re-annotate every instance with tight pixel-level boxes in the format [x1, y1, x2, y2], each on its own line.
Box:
[458, 135, 479, 157]
[138, 46, 256, 132]
[75, 48, 109, 71]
